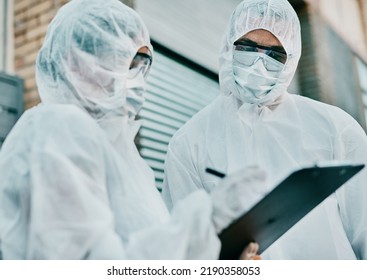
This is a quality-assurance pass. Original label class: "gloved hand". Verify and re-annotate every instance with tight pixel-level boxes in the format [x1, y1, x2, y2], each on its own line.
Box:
[239, 242, 262, 260]
[210, 166, 268, 234]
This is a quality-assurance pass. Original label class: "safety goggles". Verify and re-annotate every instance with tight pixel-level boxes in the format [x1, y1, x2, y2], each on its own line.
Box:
[233, 49, 284, 72]
[233, 40, 287, 65]
[129, 52, 152, 79]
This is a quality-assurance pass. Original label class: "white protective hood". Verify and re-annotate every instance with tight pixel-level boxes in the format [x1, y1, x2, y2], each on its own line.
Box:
[36, 0, 151, 122]
[219, 0, 302, 105]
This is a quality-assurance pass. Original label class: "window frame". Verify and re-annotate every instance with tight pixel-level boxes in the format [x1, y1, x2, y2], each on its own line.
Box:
[0, 0, 14, 73]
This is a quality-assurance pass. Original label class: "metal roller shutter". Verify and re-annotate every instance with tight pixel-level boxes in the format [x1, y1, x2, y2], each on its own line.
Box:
[137, 51, 219, 190]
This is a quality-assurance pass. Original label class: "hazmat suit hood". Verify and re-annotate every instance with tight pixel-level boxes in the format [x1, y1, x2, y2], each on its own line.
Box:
[36, 0, 152, 121]
[219, 0, 302, 106]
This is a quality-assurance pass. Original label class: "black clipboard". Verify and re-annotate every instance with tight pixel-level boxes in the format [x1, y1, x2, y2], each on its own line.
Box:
[218, 164, 365, 260]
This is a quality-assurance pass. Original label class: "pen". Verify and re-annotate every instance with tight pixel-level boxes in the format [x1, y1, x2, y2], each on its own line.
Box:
[205, 168, 226, 178]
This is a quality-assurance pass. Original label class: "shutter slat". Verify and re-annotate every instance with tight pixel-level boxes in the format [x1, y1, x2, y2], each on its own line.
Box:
[140, 138, 168, 153]
[139, 127, 172, 144]
[142, 102, 191, 124]
[141, 119, 177, 136]
[140, 110, 184, 130]
[140, 148, 167, 162]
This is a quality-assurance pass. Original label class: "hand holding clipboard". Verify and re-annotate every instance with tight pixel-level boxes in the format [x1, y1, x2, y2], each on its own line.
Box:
[206, 163, 365, 260]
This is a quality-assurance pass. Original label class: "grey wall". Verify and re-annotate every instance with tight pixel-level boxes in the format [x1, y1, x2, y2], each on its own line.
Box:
[297, 5, 323, 101]
[326, 26, 365, 126]
[306, 5, 366, 128]
[121, 0, 134, 8]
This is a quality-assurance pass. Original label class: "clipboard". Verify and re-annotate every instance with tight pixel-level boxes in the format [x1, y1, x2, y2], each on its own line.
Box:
[218, 164, 365, 260]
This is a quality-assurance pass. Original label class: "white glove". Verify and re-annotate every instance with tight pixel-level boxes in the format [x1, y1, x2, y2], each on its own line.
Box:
[210, 166, 268, 233]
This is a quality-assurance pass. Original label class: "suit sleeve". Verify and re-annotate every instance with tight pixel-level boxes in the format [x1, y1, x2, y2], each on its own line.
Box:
[336, 119, 367, 259]
[162, 135, 204, 211]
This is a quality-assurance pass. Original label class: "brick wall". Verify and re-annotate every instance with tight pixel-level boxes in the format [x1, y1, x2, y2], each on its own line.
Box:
[14, 0, 67, 109]
[14, 0, 134, 110]
[357, 0, 367, 50]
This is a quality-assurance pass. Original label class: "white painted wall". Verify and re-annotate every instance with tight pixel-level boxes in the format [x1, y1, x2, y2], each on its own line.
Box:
[136, 0, 242, 73]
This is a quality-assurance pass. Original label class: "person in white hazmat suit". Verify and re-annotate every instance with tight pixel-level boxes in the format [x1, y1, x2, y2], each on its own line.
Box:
[0, 0, 265, 259]
[162, 0, 367, 260]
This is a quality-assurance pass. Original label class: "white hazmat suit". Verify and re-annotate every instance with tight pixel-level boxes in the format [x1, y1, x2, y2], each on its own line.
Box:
[0, 0, 267, 259]
[162, 0, 367, 259]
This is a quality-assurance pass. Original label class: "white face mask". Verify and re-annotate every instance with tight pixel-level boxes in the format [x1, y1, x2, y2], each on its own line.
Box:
[125, 72, 146, 119]
[232, 51, 284, 102]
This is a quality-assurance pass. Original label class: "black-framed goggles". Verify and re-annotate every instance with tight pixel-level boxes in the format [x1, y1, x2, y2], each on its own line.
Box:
[233, 40, 287, 64]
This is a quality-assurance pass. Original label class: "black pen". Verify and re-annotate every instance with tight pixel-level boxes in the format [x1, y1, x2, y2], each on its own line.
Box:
[205, 168, 226, 178]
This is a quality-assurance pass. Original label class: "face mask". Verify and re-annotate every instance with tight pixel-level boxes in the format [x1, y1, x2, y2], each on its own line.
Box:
[232, 51, 284, 102]
[125, 72, 146, 119]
